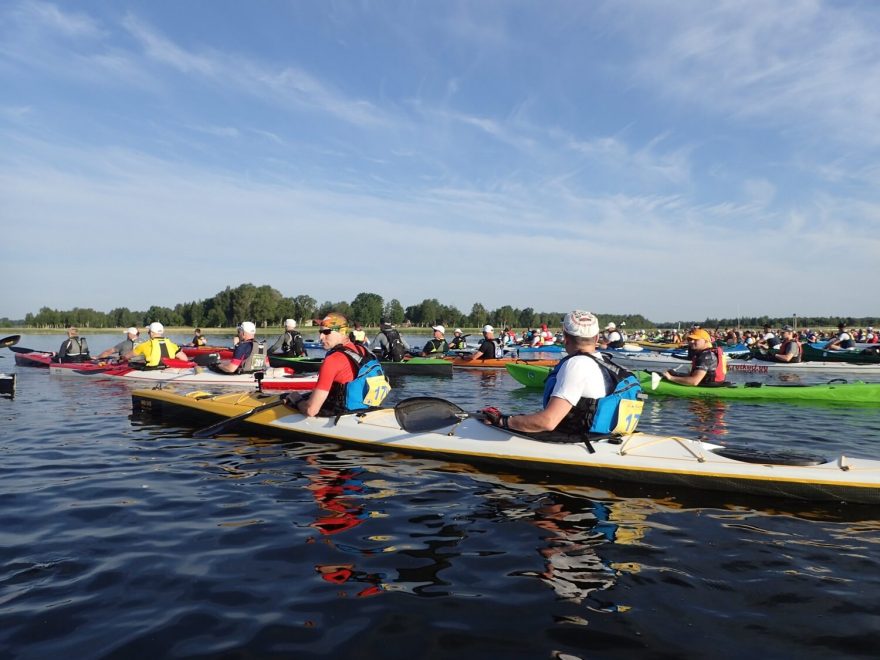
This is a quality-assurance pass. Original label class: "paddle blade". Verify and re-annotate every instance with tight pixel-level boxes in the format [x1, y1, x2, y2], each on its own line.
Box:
[394, 397, 469, 432]
[650, 371, 661, 390]
[0, 335, 21, 349]
[192, 398, 287, 438]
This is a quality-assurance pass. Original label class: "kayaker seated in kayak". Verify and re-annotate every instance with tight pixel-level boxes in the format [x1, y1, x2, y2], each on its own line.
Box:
[464, 325, 503, 360]
[448, 328, 467, 351]
[349, 322, 369, 347]
[772, 325, 802, 363]
[421, 325, 449, 357]
[599, 322, 624, 349]
[824, 322, 856, 350]
[370, 318, 410, 362]
[756, 324, 780, 350]
[480, 310, 643, 441]
[56, 326, 91, 363]
[215, 322, 265, 373]
[268, 319, 307, 357]
[97, 327, 140, 360]
[190, 328, 207, 347]
[661, 329, 726, 386]
[289, 313, 389, 417]
[124, 322, 189, 369]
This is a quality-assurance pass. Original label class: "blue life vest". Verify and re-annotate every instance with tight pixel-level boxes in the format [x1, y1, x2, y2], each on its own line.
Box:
[328, 344, 391, 413]
[542, 352, 643, 435]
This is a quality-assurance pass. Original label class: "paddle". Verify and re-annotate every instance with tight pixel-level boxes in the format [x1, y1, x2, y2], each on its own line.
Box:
[0, 335, 21, 349]
[9, 345, 49, 355]
[191, 396, 292, 438]
[394, 397, 474, 432]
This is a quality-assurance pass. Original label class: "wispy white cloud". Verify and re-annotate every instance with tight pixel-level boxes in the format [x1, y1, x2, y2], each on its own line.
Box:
[1, 136, 877, 319]
[13, 0, 104, 40]
[609, 0, 880, 147]
[121, 14, 388, 128]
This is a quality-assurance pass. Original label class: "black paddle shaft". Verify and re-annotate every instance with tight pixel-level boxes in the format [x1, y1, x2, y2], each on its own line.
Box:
[191, 397, 288, 438]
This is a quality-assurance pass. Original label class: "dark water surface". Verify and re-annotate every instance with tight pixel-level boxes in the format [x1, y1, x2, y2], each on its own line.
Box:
[2, 335, 879, 659]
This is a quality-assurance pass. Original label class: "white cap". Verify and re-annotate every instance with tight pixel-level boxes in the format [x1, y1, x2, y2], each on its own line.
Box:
[239, 321, 256, 334]
[284, 319, 296, 330]
[564, 310, 600, 338]
[432, 325, 445, 334]
[148, 322, 164, 335]
[126, 327, 139, 335]
[605, 322, 616, 330]
[482, 325, 494, 333]
[454, 328, 462, 334]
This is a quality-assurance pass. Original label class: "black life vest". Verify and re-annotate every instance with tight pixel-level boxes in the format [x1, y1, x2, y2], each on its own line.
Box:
[281, 330, 305, 357]
[381, 329, 406, 362]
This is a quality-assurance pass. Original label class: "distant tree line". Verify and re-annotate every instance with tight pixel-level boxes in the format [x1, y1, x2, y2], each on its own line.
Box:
[2, 283, 872, 330]
[6, 283, 654, 330]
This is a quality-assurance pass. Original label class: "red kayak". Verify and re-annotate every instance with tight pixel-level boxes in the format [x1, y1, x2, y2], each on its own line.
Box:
[49, 361, 317, 390]
[181, 345, 235, 365]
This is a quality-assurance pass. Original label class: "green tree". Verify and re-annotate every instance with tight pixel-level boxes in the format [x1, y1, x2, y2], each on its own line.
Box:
[231, 283, 258, 323]
[252, 285, 283, 327]
[350, 292, 384, 326]
[383, 299, 406, 325]
[468, 303, 487, 328]
[293, 295, 317, 324]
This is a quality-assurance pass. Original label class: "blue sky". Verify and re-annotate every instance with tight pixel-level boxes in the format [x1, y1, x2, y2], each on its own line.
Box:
[1, 0, 878, 323]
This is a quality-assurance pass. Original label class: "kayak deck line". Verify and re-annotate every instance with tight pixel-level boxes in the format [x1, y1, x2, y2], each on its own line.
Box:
[131, 388, 880, 503]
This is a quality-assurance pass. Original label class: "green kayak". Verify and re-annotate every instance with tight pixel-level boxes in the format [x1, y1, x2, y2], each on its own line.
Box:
[268, 355, 452, 377]
[505, 362, 880, 404]
[802, 343, 880, 364]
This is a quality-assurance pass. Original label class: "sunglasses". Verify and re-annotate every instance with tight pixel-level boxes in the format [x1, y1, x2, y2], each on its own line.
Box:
[320, 326, 342, 335]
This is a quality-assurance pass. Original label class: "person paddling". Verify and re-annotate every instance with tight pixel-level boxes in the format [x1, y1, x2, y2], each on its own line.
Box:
[190, 328, 207, 347]
[289, 313, 389, 418]
[97, 327, 140, 360]
[124, 322, 189, 369]
[421, 325, 449, 357]
[57, 326, 91, 363]
[215, 322, 266, 373]
[269, 319, 307, 357]
[480, 310, 643, 440]
[772, 325, 802, 363]
[824, 322, 856, 350]
[448, 329, 467, 351]
[370, 318, 409, 362]
[661, 328, 726, 386]
[463, 325, 503, 361]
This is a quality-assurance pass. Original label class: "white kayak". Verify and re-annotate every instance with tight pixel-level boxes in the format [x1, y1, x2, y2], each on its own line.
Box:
[49, 363, 318, 390]
[131, 390, 880, 504]
[607, 352, 880, 379]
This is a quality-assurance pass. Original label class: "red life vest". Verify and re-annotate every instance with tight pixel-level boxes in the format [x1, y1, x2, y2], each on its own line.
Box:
[778, 339, 802, 363]
[691, 347, 727, 383]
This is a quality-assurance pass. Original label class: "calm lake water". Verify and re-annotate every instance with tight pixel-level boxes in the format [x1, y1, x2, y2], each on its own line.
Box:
[2, 333, 880, 659]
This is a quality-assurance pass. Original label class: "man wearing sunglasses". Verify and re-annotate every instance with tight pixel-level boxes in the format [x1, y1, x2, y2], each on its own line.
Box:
[293, 313, 378, 417]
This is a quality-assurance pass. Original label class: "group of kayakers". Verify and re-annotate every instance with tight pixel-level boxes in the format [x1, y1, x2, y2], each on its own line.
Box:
[275, 310, 645, 444]
[40, 309, 879, 453]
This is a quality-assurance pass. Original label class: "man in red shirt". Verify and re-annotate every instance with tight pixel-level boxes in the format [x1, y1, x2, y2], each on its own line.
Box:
[294, 313, 370, 417]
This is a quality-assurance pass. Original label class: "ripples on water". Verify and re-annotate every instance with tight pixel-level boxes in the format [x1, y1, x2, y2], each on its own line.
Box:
[1, 335, 879, 659]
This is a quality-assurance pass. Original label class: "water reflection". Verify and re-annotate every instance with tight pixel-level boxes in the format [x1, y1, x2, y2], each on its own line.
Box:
[686, 399, 729, 437]
[514, 494, 618, 604]
[304, 457, 386, 598]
